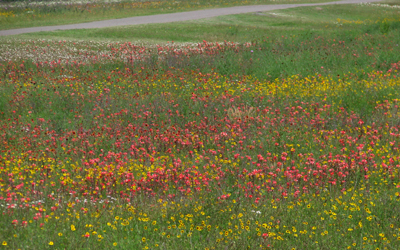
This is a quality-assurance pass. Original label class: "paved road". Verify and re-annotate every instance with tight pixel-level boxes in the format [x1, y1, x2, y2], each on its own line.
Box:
[0, 0, 383, 36]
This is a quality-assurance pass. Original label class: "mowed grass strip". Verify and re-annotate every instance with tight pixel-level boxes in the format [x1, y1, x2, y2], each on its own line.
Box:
[0, 0, 337, 30]
[17, 2, 400, 42]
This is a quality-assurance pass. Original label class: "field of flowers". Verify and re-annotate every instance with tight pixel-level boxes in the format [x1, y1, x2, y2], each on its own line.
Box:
[1, 38, 400, 249]
[1, 2, 400, 249]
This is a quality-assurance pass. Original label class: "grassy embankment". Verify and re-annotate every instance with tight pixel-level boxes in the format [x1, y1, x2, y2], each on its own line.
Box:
[1, 0, 335, 30]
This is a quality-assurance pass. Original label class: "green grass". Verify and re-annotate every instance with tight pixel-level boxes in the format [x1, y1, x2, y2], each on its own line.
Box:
[1, 63, 400, 249]
[0, 0, 337, 30]
[15, 2, 400, 42]
[10, 3, 399, 87]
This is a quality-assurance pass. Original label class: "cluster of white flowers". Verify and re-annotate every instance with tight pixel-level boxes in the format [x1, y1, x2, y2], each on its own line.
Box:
[0, 195, 118, 210]
[358, 2, 400, 9]
[0, 0, 129, 8]
[268, 12, 295, 17]
[0, 38, 249, 66]
[0, 38, 115, 65]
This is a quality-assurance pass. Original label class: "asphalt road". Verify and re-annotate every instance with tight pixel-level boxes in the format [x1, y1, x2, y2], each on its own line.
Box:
[0, 0, 383, 36]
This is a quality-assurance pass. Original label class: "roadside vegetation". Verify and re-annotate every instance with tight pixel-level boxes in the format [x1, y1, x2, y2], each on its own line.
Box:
[1, 1, 400, 249]
[0, 0, 335, 30]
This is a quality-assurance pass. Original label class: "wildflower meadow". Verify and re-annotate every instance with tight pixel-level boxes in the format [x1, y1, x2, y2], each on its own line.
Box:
[1, 0, 400, 249]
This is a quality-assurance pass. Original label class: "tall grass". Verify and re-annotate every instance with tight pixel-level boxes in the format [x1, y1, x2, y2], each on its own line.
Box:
[1, 2, 400, 250]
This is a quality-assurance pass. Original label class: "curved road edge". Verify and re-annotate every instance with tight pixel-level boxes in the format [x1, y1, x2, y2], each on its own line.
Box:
[0, 0, 383, 36]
